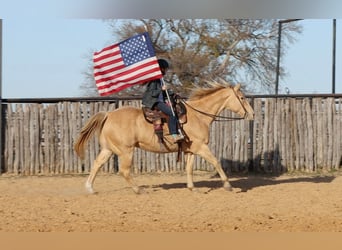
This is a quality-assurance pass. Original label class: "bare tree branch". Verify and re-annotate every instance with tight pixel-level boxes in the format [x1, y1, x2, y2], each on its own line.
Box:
[81, 19, 302, 96]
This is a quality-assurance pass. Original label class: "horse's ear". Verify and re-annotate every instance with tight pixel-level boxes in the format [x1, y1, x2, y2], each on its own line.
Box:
[234, 83, 241, 91]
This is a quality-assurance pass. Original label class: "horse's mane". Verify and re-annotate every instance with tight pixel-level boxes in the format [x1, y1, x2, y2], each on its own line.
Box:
[188, 80, 232, 101]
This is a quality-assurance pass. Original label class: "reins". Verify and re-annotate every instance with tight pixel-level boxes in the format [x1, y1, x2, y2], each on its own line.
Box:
[180, 99, 244, 122]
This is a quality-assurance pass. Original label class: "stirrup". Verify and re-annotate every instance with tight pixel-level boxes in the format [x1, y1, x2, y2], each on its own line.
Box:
[172, 134, 184, 142]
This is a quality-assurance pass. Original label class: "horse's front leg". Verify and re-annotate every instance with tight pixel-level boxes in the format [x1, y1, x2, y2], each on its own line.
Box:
[185, 153, 195, 190]
[197, 145, 233, 191]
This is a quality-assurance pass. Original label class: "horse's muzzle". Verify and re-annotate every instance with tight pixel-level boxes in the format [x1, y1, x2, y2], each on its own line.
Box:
[244, 112, 254, 120]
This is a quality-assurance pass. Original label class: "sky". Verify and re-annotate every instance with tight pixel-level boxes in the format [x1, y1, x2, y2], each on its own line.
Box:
[283, 19, 341, 94]
[2, 19, 113, 98]
[1, 1, 342, 98]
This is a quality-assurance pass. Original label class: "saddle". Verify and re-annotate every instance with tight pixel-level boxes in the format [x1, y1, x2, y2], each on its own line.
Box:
[142, 100, 187, 143]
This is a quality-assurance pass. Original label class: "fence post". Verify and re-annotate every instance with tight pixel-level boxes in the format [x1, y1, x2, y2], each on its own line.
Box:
[248, 97, 254, 172]
[0, 19, 3, 174]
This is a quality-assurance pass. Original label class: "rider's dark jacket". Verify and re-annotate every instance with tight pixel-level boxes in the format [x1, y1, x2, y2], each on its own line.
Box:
[142, 79, 174, 109]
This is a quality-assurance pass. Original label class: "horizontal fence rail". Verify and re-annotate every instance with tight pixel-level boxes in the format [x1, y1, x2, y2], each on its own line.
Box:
[0, 95, 341, 175]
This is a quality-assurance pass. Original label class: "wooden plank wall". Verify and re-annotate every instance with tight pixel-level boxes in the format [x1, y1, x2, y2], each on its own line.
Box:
[251, 97, 342, 173]
[2, 97, 342, 175]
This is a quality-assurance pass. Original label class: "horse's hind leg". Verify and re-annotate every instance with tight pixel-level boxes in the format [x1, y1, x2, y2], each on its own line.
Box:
[85, 148, 112, 194]
[118, 151, 141, 194]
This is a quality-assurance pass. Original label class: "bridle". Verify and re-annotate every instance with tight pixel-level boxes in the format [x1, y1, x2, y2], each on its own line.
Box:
[180, 88, 248, 122]
[231, 87, 249, 119]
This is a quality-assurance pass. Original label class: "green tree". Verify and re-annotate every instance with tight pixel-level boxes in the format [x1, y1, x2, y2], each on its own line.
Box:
[81, 19, 302, 97]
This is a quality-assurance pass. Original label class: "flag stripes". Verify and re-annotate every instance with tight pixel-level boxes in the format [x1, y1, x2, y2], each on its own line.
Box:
[93, 32, 162, 96]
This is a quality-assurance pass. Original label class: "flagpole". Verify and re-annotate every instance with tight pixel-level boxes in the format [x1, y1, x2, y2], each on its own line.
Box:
[144, 29, 176, 115]
[0, 19, 3, 173]
[143, 28, 176, 115]
[161, 77, 184, 137]
[161, 77, 175, 116]
[143, 28, 175, 114]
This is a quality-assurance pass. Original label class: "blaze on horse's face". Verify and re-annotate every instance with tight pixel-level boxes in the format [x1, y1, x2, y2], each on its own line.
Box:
[227, 84, 254, 120]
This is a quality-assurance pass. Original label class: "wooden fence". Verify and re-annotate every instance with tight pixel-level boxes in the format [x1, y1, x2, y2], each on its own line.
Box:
[0, 96, 341, 175]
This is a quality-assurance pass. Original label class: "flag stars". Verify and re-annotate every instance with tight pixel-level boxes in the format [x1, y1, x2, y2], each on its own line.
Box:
[120, 36, 151, 66]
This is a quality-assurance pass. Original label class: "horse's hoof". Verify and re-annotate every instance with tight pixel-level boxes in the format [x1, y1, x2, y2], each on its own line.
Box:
[85, 183, 96, 194]
[132, 186, 142, 194]
[86, 188, 97, 194]
[224, 186, 233, 192]
[188, 187, 200, 193]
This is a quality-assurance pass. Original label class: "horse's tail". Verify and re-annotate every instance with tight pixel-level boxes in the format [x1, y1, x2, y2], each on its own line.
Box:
[74, 111, 108, 160]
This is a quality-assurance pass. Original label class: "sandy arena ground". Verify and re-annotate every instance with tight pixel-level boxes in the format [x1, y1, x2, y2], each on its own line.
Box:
[1, 170, 342, 232]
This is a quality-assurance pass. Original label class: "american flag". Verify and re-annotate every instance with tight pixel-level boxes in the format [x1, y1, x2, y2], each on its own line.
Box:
[93, 32, 162, 96]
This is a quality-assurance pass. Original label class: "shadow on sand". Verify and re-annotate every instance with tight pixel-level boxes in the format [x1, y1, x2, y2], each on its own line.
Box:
[154, 175, 336, 192]
[153, 148, 337, 192]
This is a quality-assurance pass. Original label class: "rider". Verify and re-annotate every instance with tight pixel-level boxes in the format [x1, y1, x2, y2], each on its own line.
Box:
[142, 59, 184, 142]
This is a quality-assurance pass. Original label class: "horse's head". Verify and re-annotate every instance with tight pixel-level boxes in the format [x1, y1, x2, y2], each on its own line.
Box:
[226, 84, 254, 120]
[188, 81, 254, 120]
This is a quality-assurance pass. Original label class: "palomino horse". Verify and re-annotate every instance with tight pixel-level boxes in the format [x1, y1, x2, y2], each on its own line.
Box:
[74, 81, 254, 194]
